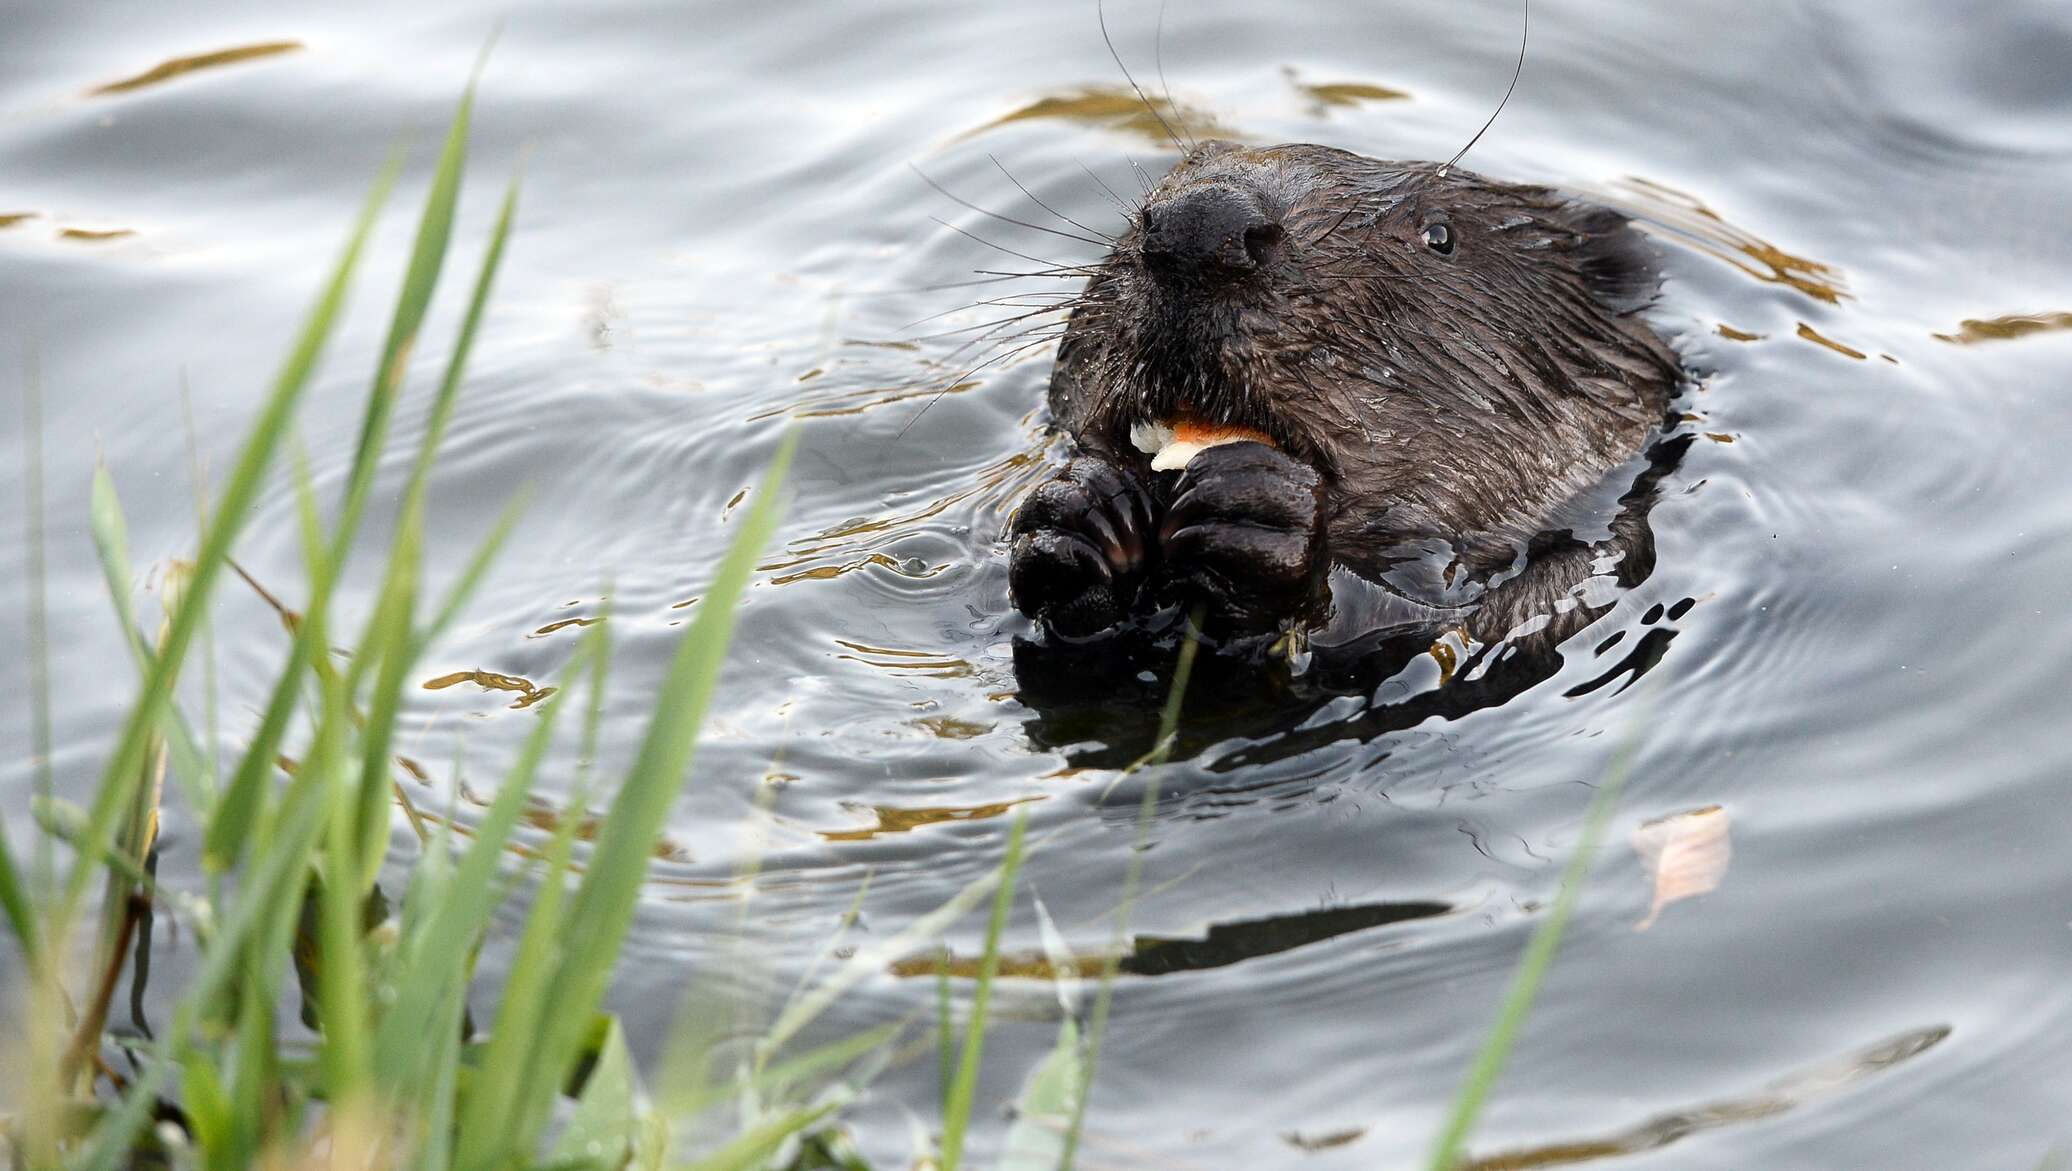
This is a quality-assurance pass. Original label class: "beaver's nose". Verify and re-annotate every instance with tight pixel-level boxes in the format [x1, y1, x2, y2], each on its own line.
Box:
[1140, 186, 1282, 278]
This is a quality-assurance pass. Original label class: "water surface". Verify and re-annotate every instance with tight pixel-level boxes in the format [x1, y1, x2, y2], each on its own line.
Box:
[5, 2, 2071, 1166]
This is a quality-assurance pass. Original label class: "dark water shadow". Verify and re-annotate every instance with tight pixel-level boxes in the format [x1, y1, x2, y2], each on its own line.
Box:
[1460, 1025, 1952, 1169]
[891, 896, 1453, 981]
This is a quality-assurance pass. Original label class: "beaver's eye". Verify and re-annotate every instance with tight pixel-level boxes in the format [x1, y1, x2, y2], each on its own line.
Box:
[1422, 222, 1455, 254]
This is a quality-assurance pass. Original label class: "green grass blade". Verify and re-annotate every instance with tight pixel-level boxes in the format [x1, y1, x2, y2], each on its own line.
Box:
[998, 1016, 1080, 1171]
[680, 1100, 842, 1171]
[76, 766, 332, 1171]
[664, 1021, 904, 1122]
[372, 637, 584, 1088]
[315, 652, 374, 1104]
[421, 486, 529, 653]
[322, 77, 475, 877]
[21, 342, 54, 910]
[504, 431, 798, 1143]
[402, 166, 518, 515]
[1058, 620, 1203, 1171]
[5, 345, 46, 965]
[764, 861, 1001, 1063]
[0, 807, 37, 962]
[56, 152, 401, 927]
[940, 812, 1027, 1171]
[343, 514, 420, 881]
[88, 466, 212, 812]
[452, 627, 608, 1169]
[180, 379, 226, 805]
[352, 164, 520, 881]
[1423, 727, 1644, 1171]
[331, 77, 475, 560]
[936, 955, 954, 1116]
[451, 763, 590, 1171]
[201, 605, 305, 869]
[549, 1017, 639, 1169]
[206, 450, 329, 879]
[411, 976, 469, 1171]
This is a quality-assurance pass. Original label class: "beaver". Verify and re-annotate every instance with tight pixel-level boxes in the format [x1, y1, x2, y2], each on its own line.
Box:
[1006, 140, 1683, 653]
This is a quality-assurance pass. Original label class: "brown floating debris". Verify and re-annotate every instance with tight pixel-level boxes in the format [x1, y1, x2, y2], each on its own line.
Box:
[819, 797, 1041, 842]
[1631, 804, 1731, 931]
[1715, 323, 1763, 342]
[963, 85, 1232, 146]
[1297, 81, 1410, 113]
[0, 212, 39, 230]
[421, 669, 558, 710]
[528, 615, 599, 639]
[1283, 1127, 1368, 1153]
[1612, 175, 1849, 305]
[1932, 311, 2072, 345]
[89, 40, 304, 97]
[58, 227, 136, 242]
[1795, 322, 1867, 360]
[910, 715, 990, 740]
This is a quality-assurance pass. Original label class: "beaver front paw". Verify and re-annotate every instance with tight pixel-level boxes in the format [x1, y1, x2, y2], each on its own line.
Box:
[1008, 457, 1159, 637]
[1158, 441, 1325, 631]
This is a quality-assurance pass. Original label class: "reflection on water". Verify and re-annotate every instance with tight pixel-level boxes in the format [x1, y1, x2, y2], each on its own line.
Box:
[1462, 1027, 1952, 1169]
[890, 898, 1453, 979]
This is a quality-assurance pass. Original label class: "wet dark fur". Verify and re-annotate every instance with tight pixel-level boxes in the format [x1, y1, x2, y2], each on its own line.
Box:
[1009, 140, 1683, 650]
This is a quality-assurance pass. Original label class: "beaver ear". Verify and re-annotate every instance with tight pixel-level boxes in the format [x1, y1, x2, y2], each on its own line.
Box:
[1563, 205, 1662, 315]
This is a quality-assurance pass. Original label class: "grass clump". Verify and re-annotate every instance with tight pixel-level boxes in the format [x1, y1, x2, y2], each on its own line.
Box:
[0, 79, 1044, 1171]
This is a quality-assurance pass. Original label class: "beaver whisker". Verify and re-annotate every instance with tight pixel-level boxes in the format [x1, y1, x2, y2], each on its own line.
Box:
[901, 315, 1059, 346]
[1077, 162, 1143, 217]
[928, 216, 1093, 273]
[987, 154, 1119, 244]
[930, 315, 1078, 369]
[912, 165, 1112, 251]
[849, 272, 1072, 298]
[893, 296, 1065, 335]
[1122, 154, 1159, 196]
[1151, 0, 1193, 152]
[897, 329, 1075, 439]
[904, 307, 1073, 346]
[972, 266, 1103, 280]
[1097, 0, 1188, 154]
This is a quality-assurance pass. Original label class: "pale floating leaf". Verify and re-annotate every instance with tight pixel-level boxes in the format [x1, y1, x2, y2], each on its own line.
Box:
[1032, 894, 1078, 1016]
[997, 1017, 1081, 1171]
[552, 1018, 640, 1170]
[1631, 804, 1731, 930]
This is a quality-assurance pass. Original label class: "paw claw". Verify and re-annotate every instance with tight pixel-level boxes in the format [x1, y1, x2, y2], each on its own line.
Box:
[1157, 442, 1325, 630]
[1008, 457, 1158, 637]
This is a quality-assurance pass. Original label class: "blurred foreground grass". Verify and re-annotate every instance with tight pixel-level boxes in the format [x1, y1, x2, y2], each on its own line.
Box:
[0, 80, 1062, 1171]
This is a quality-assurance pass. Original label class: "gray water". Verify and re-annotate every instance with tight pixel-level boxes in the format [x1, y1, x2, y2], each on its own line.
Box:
[4, 2, 2071, 1167]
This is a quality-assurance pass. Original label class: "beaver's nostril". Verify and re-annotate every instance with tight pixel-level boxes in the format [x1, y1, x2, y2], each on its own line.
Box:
[1141, 185, 1279, 275]
[1243, 222, 1284, 265]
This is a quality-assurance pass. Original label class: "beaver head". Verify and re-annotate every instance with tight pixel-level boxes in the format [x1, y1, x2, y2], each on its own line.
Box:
[1046, 140, 1681, 578]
